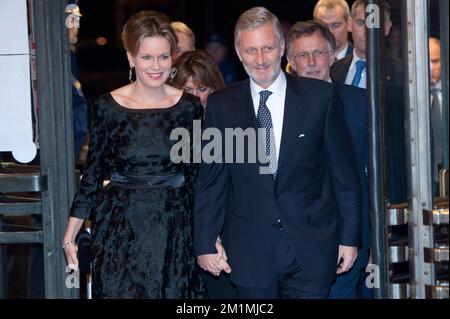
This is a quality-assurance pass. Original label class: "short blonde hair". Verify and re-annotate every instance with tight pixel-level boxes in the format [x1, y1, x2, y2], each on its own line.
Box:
[313, 0, 351, 21]
[171, 21, 196, 48]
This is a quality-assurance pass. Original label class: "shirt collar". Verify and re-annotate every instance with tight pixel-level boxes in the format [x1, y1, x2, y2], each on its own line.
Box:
[336, 42, 349, 60]
[250, 71, 286, 99]
[432, 80, 442, 91]
[350, 49, 366, 70]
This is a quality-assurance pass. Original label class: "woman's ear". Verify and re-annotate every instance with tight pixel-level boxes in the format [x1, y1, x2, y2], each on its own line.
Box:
[126, 51, 135, 68]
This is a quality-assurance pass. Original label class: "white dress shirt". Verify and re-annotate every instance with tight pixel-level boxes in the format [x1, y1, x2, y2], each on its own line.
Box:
[336, 42, 350, 60]
[250, 72, 287, 160]
[345, 50, 367, 89]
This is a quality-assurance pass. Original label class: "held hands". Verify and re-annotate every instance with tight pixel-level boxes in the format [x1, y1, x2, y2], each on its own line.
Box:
[197, 241, 232, 276]
[336, 245, 358, 274]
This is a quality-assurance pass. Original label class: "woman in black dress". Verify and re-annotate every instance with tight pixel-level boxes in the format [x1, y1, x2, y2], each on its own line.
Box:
[62, 11, 205, 298]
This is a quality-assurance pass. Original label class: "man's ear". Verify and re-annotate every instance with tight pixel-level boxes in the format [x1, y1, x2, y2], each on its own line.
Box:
[279, 39, 286, 57]
[385, 20, 392, 37]
[329, 52, 336, 66]
[348, 17, 353, 32]
[287, 54, 296, 72]
[235, 45, 243, 62]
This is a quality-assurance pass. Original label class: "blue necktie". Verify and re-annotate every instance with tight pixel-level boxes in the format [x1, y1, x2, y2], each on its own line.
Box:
[352, 60, 366, 87]
[256, 90, 277, 177]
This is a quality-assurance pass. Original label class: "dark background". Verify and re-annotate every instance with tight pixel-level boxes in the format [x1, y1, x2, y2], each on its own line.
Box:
[75, 0, 357, 99]
[74, 0, 439, 100]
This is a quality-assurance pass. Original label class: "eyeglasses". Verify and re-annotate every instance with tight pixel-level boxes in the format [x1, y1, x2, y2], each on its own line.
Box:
[242, 43, 281, 56]
[290, 49, 331, 61]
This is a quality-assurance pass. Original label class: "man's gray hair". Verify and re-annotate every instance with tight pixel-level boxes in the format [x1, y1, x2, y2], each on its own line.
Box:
[313, 0, 351, 21]
[234, 7, 283, 47]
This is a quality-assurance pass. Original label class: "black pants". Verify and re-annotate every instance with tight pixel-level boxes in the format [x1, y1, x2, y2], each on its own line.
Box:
[237, 229, 330, 299]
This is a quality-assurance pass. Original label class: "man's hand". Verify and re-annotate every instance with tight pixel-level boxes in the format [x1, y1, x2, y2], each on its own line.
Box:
[197, 241, 232, 276]
[336, 245, 358, 274]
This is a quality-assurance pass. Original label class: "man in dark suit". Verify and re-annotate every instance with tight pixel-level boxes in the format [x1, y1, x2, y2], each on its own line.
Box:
[194, 7, 361, 299]
[429, 37, 444, 195]
[330, 0, 394, 88]
[330, 0, 406, 297]
[286, 20, 370, 298]
[331, 0, 407, 207]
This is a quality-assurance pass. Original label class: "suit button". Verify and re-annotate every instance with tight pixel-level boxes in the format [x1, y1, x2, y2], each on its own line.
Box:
[274, 194, 279, 199]
[272, 219, 283, 230]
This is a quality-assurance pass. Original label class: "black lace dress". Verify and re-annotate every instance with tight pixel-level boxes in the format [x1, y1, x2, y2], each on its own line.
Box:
[69, 92, 205, 298]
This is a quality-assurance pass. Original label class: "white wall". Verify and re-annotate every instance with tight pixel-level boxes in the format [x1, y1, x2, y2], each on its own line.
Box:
[0, 0, 37, 163]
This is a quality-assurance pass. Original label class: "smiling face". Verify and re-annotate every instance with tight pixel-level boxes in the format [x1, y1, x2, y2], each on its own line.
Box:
[127, 36, 172, 88]
[235, 23, 285, 88]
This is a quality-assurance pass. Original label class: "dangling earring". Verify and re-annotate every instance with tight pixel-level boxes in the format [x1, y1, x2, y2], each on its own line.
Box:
[169, 67, 177, 81]
[129, 66, 135, 83]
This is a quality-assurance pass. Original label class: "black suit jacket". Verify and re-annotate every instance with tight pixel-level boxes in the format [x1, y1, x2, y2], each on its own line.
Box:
[331, 53, 403, 88]
[194, 73, 362, 287]
[335, 83, 370, 249]
[346, 42, 354, 56]
[331, 55, 353, 84]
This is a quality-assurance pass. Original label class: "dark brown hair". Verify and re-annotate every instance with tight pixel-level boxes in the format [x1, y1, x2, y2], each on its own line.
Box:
[286, 20, 336, 56]
[121, 10, 177, 56]
[171, 50, 225, 91]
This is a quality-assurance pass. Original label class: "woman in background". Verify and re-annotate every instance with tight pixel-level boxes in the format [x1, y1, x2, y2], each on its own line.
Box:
[170, 49, 237, 299]
[171, 49, 225, 109]
[62, 11, 205, 299]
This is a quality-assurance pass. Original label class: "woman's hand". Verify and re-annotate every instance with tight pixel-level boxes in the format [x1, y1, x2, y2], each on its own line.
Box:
[63, 241, 79, 271]
[62, 216, 85, 271]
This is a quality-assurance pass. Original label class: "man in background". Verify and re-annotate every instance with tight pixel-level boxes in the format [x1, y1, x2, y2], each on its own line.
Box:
[286, 20, 370, 299]
[313, 0, 353, 60]
[171, 21, 196, 61]
[429, 37, 443, 194]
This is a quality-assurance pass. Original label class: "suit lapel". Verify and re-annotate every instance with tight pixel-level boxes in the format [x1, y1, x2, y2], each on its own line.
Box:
[231, 79, 257, 130]
[278, 74, 309, 169]
[331, 54, 352, 84]
[231, 79, 275, 187]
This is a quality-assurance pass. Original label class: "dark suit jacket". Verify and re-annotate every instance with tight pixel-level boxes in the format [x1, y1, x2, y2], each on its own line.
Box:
[340, 42, 353, 59]
[335, 83, 370, 249]
[331, 53, 403, 88]
[331, 52, 407, 204]
[331, 55, 353, 84]
[194, 73, 362, 287]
